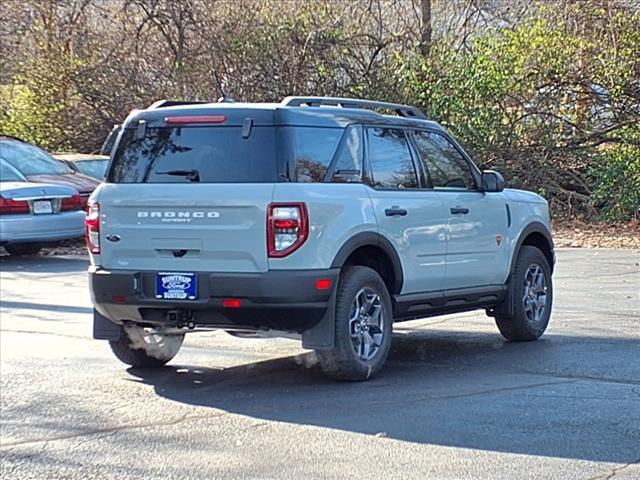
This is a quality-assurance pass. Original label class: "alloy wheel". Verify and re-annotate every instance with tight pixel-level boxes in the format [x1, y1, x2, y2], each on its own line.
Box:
[349, 287, 385, 361]
[522, 264, 547, 323]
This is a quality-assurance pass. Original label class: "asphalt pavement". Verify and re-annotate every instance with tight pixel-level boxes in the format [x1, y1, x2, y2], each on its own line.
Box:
[0, 249, 639, 479]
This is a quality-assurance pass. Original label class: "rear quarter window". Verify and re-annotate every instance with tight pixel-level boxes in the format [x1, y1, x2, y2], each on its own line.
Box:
[287, 127, 344, 182]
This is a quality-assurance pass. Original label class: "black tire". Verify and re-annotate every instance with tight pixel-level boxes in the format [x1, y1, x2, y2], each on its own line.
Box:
[495, 246, 553, 341]
[5, 244, 42, 256]
[316, 266, 393, 381]
[109, 326, 184, 368]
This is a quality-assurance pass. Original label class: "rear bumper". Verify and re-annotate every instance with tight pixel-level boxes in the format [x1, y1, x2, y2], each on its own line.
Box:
[0, 211, 85, 244]
[89, 266, 340, 333]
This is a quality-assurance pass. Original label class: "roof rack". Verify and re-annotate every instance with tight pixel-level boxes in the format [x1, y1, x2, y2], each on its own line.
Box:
[281, 96, 427, 119]
[147, 99, 209, 109]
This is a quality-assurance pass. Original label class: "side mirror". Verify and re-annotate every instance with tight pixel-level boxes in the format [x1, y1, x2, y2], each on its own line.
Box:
[481, 170, 505, 192]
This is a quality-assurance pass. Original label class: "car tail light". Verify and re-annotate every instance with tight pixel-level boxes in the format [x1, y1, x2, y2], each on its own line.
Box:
[222, 299, 242, 308]
[267, 203, 308, 258]
[315, 279, 332, 290]
[0, 196, 30, 215]
[85, 201, 100, 254]
[61, 194, 83, 211]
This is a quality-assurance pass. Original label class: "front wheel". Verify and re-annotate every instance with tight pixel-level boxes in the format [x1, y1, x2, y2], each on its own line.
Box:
[109, 325, 184, 368]
[495, 246, 553, 341]
[316, 266, 393, 381]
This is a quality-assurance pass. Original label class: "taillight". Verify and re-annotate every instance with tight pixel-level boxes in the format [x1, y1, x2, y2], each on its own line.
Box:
[85, 201, 100, 254]
[0, 196, 30, 215]
[267, 203, 308, 258]
[61, 194, 82, 211]
[222, 299, 242, 308]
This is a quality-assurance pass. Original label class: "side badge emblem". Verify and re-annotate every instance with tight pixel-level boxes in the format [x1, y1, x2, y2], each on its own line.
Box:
[496, 235, 502, 246]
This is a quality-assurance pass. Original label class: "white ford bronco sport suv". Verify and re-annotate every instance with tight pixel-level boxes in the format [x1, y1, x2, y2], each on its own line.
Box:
[89, 96, 554, 381]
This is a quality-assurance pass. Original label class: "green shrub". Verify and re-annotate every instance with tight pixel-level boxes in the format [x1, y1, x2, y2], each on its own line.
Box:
[0, 84, 69, 150]
[590, 144, 640, 221]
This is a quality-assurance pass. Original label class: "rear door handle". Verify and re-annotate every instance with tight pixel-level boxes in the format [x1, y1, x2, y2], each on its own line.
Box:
[450, 207, 469, 215]
[385, 207, 407, 217]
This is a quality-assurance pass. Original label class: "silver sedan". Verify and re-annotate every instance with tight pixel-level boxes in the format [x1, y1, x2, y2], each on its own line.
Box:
[1, 161, 85, 256]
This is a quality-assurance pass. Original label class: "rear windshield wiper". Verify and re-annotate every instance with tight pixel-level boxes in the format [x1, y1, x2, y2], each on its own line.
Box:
[155, 169, 200, 182]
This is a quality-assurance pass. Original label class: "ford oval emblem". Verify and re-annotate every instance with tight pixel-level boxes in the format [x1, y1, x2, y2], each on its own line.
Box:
[106, 234, 121, 242]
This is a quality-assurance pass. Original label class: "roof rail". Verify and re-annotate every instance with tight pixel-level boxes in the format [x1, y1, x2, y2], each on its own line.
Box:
[281, 96, 427, 119]
[147, 99, 209, 109]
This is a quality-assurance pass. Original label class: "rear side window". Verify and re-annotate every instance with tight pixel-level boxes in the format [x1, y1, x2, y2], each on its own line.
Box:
[289, 127, 343, 182]
[0, 159, 24, 182]
[108, 126, 277, 183]
[366, 128, 418, 189]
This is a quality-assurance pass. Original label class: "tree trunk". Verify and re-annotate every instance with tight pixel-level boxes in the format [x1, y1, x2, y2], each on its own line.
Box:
[419, 0, 432, 56]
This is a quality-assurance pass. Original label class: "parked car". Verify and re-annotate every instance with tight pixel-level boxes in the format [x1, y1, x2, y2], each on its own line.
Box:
[54, 153, 109, 180]
[100, 124, 122, 156]
[0, 159, 85, 256]
[89, 96, 555, 381]
[0, 136, 100, 209]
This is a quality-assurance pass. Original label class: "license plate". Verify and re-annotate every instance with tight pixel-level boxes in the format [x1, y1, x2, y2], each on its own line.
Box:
[33, 200, 53, 215]
[156, 272, 197, 300]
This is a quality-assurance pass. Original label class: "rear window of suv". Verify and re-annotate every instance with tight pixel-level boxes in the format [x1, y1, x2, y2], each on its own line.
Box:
[108, 126, 277, 183]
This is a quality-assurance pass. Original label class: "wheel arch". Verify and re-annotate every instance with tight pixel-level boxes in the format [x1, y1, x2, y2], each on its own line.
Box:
[330, 232, 404, 295]
[510, 222, 555, 275]
[490, 222, 555, 320]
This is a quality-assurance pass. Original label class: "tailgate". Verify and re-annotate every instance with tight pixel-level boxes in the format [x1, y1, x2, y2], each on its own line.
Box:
[97, 183, 274, 273]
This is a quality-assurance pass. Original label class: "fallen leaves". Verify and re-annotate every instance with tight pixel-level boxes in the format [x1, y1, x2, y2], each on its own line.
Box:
[552, 219, 640, 249]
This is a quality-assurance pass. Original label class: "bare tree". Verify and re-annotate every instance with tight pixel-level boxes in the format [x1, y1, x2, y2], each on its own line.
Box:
[419, 0, 432, 56]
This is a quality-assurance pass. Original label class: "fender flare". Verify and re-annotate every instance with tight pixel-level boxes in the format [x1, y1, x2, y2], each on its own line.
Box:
[489, 222, 554, 318]
[509, 221, 555, 275]
[330, 231, 404, 294]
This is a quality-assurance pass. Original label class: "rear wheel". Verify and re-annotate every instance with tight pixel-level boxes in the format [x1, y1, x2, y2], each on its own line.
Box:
[5, 244, 42, 256]
[316, 266, 393, 381]
[109, 325, 184, 368]
[495, 246, 553, 341]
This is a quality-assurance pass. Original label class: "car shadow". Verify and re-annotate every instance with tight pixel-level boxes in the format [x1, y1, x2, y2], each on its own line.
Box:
[0, 300, 92, 314]
[127, 329, 640, 464]
[0, 253, 88, 274]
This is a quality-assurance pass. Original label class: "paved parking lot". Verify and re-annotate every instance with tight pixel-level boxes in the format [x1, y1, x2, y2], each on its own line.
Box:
[0, 249, 639, 479]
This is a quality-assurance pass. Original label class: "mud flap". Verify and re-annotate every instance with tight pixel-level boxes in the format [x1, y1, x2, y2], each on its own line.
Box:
[93, 308, 123, 340]
[487, 275, 515, 319]
[301, 289, 336, 349]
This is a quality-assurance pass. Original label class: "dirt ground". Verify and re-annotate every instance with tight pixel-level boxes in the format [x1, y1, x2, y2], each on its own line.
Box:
[553, 219, 640, 249]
